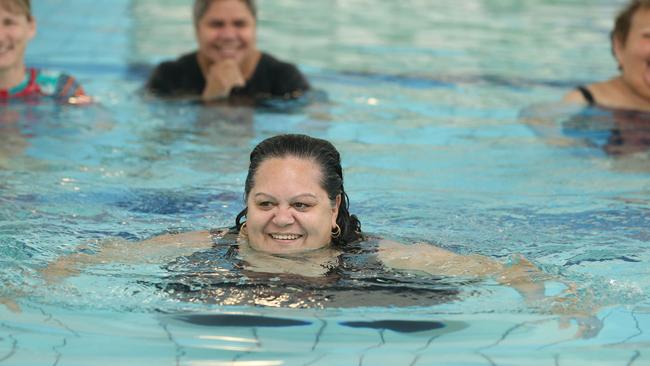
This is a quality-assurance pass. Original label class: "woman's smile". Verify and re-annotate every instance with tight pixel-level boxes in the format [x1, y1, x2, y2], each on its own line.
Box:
[269, 233, 303, 241]
[214, 41, 244, 58]
[243, 156, 340, 255]
[196, 0, 256, 66]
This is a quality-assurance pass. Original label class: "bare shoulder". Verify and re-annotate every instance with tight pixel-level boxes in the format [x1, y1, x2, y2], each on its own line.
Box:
[377, 239, 459, 271]
[563, 79, 619, 105]
[563, 88, 589, 104]
[140, 230, 213, 246]
[114, 230, 215, 263]
[377, 239, 503, 277]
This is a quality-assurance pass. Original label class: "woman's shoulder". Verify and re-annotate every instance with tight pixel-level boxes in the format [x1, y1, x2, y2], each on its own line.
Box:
[209, 227, 240, 246]
[563, 79, 621, 107]
[147, 52, 202, 96]
[152, 52, 198, 69]
[259, 52, 308, 78]
[149, 53, 199, 79]
[140, 229, 213, 246]
[252, 52, 309, 98]
[258, 52, 295, 68]
[161, 227, 237, 246]
[564, 87, 592, 104]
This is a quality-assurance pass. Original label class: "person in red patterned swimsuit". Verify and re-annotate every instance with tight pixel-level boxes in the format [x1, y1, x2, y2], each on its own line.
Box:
[0, 0, 90, 103]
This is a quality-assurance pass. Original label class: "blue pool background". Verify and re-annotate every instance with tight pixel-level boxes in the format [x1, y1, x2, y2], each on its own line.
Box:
[2, 0, 650, 365]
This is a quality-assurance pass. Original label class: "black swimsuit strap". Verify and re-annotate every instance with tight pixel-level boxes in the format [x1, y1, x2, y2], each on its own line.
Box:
[577, 85, 596, 106]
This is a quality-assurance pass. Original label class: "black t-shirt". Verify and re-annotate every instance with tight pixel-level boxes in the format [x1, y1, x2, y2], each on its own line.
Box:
[146, 51, 310, 101]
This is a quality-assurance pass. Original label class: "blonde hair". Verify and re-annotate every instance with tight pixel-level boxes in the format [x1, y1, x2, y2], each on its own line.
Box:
[1, 0, 32, 20]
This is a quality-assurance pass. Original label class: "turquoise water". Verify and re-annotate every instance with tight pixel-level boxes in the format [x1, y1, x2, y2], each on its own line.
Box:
[2, 0, 650, 365]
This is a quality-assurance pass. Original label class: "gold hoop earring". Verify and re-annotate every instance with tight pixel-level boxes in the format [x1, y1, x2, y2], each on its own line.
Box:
[331, 224, 341, 239]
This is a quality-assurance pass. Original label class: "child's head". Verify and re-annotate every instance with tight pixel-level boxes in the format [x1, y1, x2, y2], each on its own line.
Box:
[0, 0, 36, 80]
[1, 0, 32, 20]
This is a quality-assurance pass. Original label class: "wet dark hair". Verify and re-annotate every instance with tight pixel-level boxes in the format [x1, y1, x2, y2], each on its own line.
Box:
[611, 0, 650, 68]
[235, 134, 363, 246]
[193, 0, 257, 26]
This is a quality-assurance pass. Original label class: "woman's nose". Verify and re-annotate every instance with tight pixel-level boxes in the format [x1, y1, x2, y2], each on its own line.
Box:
[272, 206, 295, 226]
[218, 24, 237, 39]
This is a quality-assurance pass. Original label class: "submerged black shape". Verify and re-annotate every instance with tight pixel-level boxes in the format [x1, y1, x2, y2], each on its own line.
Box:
[340, 320, 445, 333]
[177, 314, 312, 328]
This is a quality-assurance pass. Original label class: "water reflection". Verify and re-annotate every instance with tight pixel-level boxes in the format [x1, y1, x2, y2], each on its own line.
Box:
[522, 103, 650, 161]
[0, 106, 30, 170]
[558, 108, 650, 155]
[0, 101, 115, 172]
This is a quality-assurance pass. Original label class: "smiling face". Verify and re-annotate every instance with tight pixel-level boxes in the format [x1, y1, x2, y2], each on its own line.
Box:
[0, 5, 35, 77]
[244, 156, 341, 255]
[615, 7, 650, 101]
[195, 0, 256, 67]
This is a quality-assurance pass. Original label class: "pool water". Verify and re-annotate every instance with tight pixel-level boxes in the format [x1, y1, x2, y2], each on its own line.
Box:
[2, 0, 650, 365]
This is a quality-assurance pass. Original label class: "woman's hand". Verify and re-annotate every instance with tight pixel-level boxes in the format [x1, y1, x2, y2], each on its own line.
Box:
[202, 60, 246, 101]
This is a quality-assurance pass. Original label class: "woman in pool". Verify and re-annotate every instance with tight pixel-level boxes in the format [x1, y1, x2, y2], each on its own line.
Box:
[146, 0, 310, 102]
[0, 0, 89, 102]
[526, 0, 650, 157]
[41, 134, 570, 309]
[564, 0, 650, 111]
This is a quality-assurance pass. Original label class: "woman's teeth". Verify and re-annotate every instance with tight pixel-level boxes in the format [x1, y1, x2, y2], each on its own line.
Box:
[270, 233, 301, 240]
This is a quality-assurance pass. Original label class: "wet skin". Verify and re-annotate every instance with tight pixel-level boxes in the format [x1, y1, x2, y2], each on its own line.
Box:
[242, 156, 341, 255]
[0, 6, 35, 89]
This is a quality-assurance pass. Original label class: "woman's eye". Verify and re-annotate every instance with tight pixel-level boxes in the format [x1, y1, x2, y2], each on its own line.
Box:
[292, 202, 311, 210]
[257, 201, 274, 209]
[233, 20, 249, 28]
[207, 20, 224, 28]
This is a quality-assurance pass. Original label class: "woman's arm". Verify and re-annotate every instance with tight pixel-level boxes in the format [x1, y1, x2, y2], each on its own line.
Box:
[379, 241, 601, 337]
[0, 231, 215, 313]
[377, 240, 548, 302]
[41, 230, 214, 284]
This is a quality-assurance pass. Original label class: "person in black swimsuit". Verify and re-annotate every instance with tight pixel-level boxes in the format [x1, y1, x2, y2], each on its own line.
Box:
[574, 85, 596, 106]
[555, 1, 650, 156]
[564, 0, 650, 111]
[146, 0, 309, 102]
[37, 134, 578, 311]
